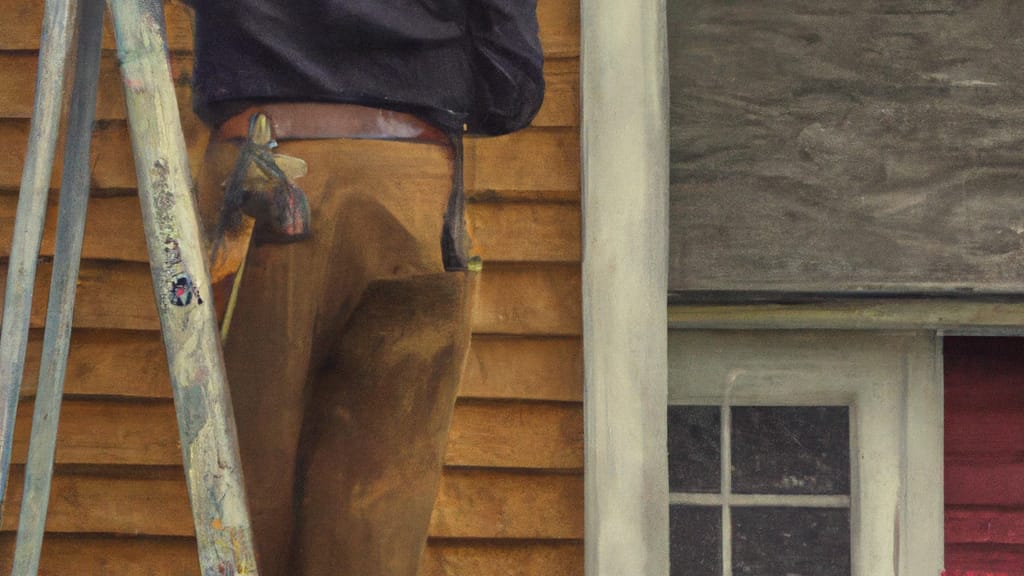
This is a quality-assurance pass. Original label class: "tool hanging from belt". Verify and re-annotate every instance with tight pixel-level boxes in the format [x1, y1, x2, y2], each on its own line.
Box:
[209, 113, 311, 339]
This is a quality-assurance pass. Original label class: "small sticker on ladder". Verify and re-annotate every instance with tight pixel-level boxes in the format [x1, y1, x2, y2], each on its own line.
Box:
[170, 274, 194, 306]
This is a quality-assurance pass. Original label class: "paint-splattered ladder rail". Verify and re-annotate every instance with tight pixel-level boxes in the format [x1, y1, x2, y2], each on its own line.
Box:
[0, 0, 259, 574]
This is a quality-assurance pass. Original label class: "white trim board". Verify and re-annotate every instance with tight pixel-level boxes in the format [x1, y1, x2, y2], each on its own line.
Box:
[580, 0, 670, 574]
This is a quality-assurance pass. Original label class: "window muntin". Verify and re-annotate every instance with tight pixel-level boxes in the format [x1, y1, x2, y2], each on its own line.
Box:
[667, 330, 943, 576]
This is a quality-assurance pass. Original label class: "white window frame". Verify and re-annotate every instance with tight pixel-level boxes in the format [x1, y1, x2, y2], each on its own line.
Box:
[668, 330, 943, 576]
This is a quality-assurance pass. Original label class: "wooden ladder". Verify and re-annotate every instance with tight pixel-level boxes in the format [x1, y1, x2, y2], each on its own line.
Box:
[0, 0, 259, 573]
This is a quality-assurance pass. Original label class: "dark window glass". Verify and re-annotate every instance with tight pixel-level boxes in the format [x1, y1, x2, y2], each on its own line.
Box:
[732, 507, 851, 576]
[668, 405, 721, 493]
[731, 406, 850, 495]
[670, 505, 721, 576]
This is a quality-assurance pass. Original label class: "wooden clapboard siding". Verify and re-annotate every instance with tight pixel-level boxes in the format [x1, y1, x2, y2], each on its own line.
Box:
[0, 535, 200, 575]
[7, 399, 582, 470]
[422, 541, 584, 576]
[0, 197, 580, 263]
[0, 122, 578, 193]
[945, 337, 1024, 575]
[0, 468, 582, 541]
[0, 536, 588, 576]
[0, 0, 582, 572]
[19, 331, 584, 402]
[0, 261, 583, 335]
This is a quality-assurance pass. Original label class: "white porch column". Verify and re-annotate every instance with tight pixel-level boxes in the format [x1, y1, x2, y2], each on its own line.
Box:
[582, 0, 669, 573]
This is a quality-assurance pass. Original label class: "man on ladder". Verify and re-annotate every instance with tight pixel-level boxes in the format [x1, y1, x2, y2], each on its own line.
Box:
[185, 2, 545, 574]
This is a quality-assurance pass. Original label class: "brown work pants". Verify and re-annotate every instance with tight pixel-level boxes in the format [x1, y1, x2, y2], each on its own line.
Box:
[198, 134, 475, 575]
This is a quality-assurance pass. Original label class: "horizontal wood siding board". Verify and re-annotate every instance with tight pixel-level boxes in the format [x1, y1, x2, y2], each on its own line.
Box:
[421, 541, 583, 576]
[0, 0, 196, 52]
[0, 261, 581, 335]
[0, 0, 578, 57]
[0, 469, 582, 539]
[467, 129, 580, 193]
[22, 331, 581, 402]
[947, 509, 1024, 546]
[0, 53, 194, 120]
[0, 119, 206, 193]
[429, 470, 584, 539]
[533, 58, 580, 127]
[21, 330, 172, 398]
[6, 398, 580, 469]
[946, 543, 1024, 575]
[474, 264, 582, 336]
[11, 400, 182, 467]
[537, 0, 580, 58]
[0, 536, 585, 576]
[669, 0, 1024, 294]
[0, 535, 199, 575]
[946, 411, 1024, 457]
[946, 463, 1024, 507]
[468, 187, 580, 203]
[0, 469, 194, 536]
[0, 123, 575, 193]
[469, 202, 581, 263]
[0, 195, 149, 262]
[445, 401, 583, 469]
[0, 197, 580, 264]
[462, 336, 583, 402]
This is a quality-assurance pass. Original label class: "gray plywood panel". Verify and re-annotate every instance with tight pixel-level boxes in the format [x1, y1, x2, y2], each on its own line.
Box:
[669, 0, 1024, 295]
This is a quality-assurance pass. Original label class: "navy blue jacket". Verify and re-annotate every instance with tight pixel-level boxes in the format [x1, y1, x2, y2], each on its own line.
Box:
[186, 0, 545, 135]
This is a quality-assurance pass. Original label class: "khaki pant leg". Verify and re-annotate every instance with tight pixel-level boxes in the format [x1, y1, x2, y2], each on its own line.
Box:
[200, 135, 469, 575]
[294, 271, 476, 576]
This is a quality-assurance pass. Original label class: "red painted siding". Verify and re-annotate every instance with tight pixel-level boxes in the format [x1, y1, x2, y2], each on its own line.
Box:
[945, 337, 1024, 575]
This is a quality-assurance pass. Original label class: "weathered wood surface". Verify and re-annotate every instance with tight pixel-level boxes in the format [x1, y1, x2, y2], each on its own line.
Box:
[0, 469, 583, 539]
[670, 0, 1024, 295]
[6, 398, 581, 469]
[0, 0, 579, 57]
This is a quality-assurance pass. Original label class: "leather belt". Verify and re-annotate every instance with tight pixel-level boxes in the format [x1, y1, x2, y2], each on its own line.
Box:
[215, 102, 448, 144]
